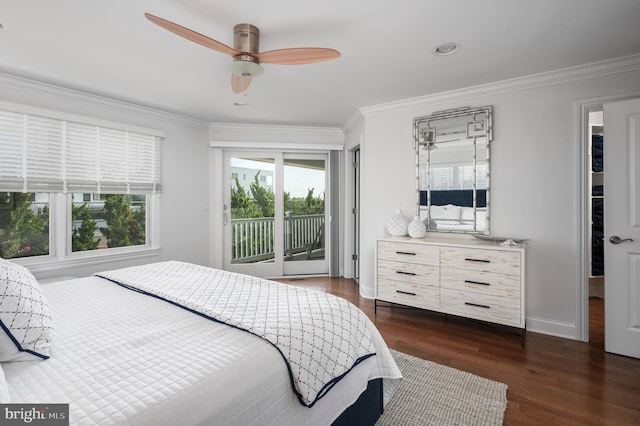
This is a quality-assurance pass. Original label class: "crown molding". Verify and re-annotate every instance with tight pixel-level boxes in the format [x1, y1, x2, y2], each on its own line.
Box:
[341, 109, 365, 134]
[0, 72, 209, 129]
[209, 122, 344, 149]
[360, 53, 640, 117]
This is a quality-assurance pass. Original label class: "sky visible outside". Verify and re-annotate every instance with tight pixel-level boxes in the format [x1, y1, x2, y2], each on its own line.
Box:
[233, 158, 325, 198]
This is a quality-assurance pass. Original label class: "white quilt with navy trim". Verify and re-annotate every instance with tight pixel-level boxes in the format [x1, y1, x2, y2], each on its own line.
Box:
[95, 261, 376, 407]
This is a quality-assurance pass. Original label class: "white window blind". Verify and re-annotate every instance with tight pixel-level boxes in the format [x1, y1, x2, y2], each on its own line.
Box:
[0, 109, 162, 193]
[430, 164, 488, 191]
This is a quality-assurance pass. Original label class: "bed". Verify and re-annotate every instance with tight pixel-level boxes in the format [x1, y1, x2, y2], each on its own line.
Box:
[0, 259, 402, 425]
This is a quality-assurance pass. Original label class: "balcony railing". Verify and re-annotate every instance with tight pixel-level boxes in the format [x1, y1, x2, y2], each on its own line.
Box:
[231, 213, 324, 264]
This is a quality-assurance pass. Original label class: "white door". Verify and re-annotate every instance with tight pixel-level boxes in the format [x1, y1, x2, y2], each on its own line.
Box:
[604, 97, 640, 359]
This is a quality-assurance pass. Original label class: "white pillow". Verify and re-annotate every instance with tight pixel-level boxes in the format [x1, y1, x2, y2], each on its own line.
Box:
[0, 258, 55, 361]
[0, 364, 10, 402]
[460, 207, 475, 222]
[430, 204, 461, 221]
[476, 210, 487, 231]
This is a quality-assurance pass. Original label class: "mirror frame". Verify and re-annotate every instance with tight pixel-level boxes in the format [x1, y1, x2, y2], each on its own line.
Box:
[413, 106, 492, 234]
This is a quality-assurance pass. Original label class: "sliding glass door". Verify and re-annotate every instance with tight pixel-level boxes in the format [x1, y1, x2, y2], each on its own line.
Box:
[224, 151, 328, 277]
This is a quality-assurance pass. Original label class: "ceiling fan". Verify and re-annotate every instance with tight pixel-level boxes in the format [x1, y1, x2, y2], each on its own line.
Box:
[145, 13, 341, 94]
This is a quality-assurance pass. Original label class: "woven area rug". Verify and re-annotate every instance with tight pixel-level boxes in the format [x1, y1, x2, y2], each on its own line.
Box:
[376, 349, 508, 426]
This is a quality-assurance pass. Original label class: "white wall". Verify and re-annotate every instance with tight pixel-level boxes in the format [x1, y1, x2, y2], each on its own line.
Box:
[356, 59, 640, 339]
[0, 74, 212, 279]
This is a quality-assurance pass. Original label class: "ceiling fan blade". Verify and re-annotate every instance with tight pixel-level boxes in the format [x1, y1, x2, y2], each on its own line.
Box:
[231, 74, 252, 93]
[255, 48, 340, 65]
[145, 13, 238, 57]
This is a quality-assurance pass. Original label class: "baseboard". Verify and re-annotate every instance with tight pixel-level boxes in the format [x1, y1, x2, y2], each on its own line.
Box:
[526, 316, 576, 340]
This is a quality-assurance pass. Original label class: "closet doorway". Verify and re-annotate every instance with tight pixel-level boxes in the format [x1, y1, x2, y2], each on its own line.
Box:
[587, 109, 604, 342]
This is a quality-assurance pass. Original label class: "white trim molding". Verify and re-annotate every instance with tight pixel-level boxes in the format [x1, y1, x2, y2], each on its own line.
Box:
[209, 122, 344, 149]
[526, 316, 576, 340]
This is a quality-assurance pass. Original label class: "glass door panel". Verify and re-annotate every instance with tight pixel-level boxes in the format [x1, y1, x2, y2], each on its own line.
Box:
[283, 154, 328, 276]
[225, 153, 280, 276]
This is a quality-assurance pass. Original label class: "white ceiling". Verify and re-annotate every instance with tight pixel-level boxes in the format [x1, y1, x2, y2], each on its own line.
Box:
[3, 1, 640, 127]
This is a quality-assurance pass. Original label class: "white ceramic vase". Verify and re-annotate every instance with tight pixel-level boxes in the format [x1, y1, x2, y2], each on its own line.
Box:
[407, 215, 426, 238]
[386, 209, 409, 236]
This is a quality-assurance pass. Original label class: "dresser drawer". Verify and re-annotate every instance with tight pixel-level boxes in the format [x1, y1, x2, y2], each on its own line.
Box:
[377, 240, 439, 266]
[440, 247, 520, 275]
[377, 279, 440, 310]
[441, 289, 521, 327]
[441, 267, 520, 300]
[377, 259, 439, 287]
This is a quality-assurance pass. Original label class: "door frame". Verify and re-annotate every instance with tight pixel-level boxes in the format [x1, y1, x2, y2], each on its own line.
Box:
[343, 134, 363, 281]
[577, 92, 640, 341]
[352, 146, 361, 282]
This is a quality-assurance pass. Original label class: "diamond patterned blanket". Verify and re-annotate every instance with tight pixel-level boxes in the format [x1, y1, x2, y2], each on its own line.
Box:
[95, 261, 376, 407]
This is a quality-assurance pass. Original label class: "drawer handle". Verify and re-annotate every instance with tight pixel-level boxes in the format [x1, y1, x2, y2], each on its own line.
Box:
[396, 251, 417, 256]
[465, 258, 490, 263]
[464, 280, 490, 286]
[396, 290, 416, 296]
[395, 270, 417, 276]
[465, 302, 491, 309]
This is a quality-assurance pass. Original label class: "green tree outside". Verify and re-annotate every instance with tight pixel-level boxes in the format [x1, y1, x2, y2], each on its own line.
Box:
[231, 171, 324, 219]
[0, 193, 49, 259]
[249, 171, 275, 218]
[71, 202, 99, 252]
[100, 194, 145, 248]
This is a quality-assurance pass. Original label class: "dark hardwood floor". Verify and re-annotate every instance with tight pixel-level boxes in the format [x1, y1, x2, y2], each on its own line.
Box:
[277, 277, 640, 426]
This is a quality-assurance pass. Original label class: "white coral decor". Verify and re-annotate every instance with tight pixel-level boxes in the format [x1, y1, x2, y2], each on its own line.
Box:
[386, 209, 410, 236]
[408, 215, 427, 238]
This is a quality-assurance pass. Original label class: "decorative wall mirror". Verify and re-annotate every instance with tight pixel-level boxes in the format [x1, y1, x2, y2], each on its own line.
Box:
[414, 106, 492, 234]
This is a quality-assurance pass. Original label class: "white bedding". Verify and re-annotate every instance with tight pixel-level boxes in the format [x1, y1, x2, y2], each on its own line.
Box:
[3, 275, 401, 425]
[95, 261, 377, 407]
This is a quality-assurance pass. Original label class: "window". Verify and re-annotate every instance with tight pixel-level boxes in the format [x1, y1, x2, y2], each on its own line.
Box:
[71, 193, 146, 252]
[0, 105, 163, 262]
[430, 163, 488, 190]
[0, 192, 49, 259]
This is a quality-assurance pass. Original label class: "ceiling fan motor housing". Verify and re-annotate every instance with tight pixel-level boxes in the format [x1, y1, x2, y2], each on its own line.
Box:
[233, 23, 260, 54]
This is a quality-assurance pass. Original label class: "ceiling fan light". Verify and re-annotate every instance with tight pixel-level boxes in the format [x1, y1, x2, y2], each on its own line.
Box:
[228, 58, 264, 77]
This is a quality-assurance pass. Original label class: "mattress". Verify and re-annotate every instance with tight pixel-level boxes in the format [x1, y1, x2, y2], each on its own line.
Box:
[3, 276, 401, 425]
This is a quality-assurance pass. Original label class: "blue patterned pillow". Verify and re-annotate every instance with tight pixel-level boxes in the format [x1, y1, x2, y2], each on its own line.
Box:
[0, 258, 54, 361]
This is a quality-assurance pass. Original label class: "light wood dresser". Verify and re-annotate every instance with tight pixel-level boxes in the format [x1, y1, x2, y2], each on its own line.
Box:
[375, 236, 526, 337]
